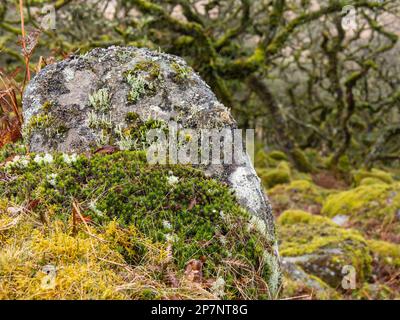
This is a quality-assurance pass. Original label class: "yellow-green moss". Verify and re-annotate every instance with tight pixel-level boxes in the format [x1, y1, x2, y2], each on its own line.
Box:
[268, 150, 288, 161]
[322, 183, 400, 241]
[171, 61, 192, 83]
[353, 169, 394, 186]
[322, 184, 390, 218]
[359, 177, 387, 186]
[255, 150, 275, 168]
[367, 239, 400, 267]
[291, 148, 313, 173]
[268, 180, 325, 214]
[257, 161, 291, 189]
[0, 151, 279, 299]
[277, 210, 372, 284]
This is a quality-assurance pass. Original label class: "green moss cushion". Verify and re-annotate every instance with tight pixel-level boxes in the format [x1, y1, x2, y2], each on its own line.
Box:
[1, 150, 279, 299]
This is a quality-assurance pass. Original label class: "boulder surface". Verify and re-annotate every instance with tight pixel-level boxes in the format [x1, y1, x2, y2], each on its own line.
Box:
[22, 46, 276, 239]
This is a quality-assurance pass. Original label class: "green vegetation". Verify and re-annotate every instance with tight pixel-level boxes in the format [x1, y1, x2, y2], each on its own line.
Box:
[1, 0, 399, 301]
[0, 148, 278, 299]
[256, 153, 400, 299]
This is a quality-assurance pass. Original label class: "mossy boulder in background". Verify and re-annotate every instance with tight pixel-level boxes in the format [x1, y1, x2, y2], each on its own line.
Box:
[352, 169, 394, 186]
[277, 210, 372, 288]
[322, 184, 400, 243]
[268, 180, 326, 215]
[257, 161, 291, 189]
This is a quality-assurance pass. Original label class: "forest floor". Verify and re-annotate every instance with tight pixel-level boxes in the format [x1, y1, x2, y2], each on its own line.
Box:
[256, 149, 400, 299]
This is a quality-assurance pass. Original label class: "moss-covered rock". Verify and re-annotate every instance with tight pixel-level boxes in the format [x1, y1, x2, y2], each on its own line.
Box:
[277, 210, 372, 288]
[291, 148, 313, 173]
[268, 180, 326, 215]
[353, 169, 394, 186]
[281, 262, 342, 300]
[359, 177, 388, 186]
[257, 161, 291, 189]
[268, 150, 288, 161]
[0, 150, 280, 299]
[321, 184, 400, 242]
[367, 239, 400, 268]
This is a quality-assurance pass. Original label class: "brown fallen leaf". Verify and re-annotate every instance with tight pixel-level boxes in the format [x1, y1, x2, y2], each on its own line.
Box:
[184, 258, 204, 283]
[94, 145, 119, 155]
[27, 199, 40, 211]
[188, 198, 197, 210]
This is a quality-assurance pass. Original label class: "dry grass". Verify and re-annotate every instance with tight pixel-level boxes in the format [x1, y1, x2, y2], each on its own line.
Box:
[0, 200, 220, 300]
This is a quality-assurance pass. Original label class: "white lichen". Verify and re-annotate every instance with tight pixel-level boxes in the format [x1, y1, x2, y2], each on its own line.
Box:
[210, 277, 225, 298]
[247, 215, 267, 235]
[4, 155, 30, 170]
[126, 74, 147, 103]
[62, 153, 78, 164]
[89, 88, 111, 112]
[46, 173, 58, 187]
[263, 251, 281, 298]
[34, 154, 53, 165]
[167, 174, 179, 186]
[162, 220, 172, 230]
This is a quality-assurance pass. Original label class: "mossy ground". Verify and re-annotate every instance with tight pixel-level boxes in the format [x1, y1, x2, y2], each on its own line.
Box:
[0, 147, 278, 299]
[255, 148, 400, 299]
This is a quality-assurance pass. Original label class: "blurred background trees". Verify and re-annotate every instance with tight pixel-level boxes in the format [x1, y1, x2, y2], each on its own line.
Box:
[1, 0, 399, 170]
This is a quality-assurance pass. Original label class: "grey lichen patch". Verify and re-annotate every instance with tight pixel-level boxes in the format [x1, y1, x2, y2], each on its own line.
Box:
[63, 67, 75, 82]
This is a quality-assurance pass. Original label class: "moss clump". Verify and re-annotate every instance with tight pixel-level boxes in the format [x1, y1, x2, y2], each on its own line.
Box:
[123, 60, 161, 103]
[255, 150, 272, 168]
[23, 112, 69, 141]
[282, 274, 341, 300]
[23, 114, 52, 136]
[255, 150, 288, 169]
[359, 177, 387, 186]
[268, 150, 288, 161]
[268, 179, 325, 215]
[125, 111, 141, 124]
[277, 210, 372, 287]
[171, 61, 192, 84]
[132, 60, 161, 80]
[115, 118, 166, 151]
[321, 183, 400, 241]
[257, 161, 291, 189]
[367, 239, 400, 268]
[0, 142, 27, 163]
[291, 148, 313, 173]
[353, 169, 394, 186]
[0, 151, 279, 299]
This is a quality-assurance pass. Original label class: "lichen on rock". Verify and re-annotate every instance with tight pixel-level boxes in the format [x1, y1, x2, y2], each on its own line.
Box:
[22, 46, 276, 245]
